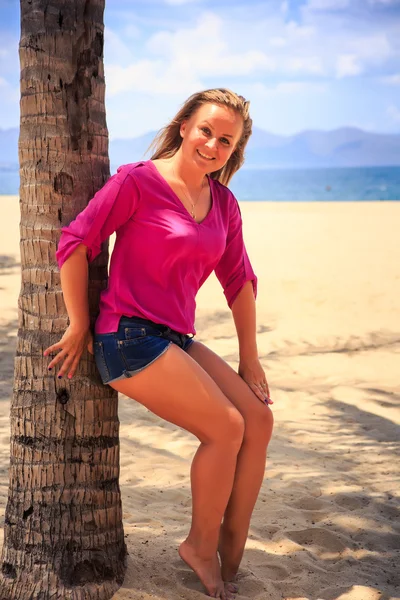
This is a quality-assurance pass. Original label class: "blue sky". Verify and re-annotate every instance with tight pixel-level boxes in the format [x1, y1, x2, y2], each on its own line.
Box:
[0, 0, 399, 139]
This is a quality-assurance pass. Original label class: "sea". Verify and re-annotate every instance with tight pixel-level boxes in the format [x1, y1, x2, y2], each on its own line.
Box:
[0, 165, 399, 201]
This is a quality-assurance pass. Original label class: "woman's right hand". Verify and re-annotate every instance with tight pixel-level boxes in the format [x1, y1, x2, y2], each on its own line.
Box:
[43, 324, 94, 380]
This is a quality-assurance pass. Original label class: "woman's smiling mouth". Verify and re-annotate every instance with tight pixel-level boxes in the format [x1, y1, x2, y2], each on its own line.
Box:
[197, 149, 215, 161]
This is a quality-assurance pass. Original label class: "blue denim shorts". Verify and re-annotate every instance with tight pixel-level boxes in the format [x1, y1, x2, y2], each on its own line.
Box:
[93, 316, 195, 385]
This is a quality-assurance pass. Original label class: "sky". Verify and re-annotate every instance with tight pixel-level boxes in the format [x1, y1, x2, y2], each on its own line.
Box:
[0, 0, 400, 139]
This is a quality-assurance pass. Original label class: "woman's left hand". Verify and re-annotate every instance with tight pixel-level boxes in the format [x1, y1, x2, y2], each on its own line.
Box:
[238, 357, 273, 405]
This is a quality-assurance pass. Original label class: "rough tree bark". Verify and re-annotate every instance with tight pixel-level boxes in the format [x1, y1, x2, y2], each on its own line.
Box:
[0, 1, 127, 598]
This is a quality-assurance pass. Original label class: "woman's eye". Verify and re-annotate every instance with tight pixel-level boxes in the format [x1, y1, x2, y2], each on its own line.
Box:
[200, 127, 229, 145]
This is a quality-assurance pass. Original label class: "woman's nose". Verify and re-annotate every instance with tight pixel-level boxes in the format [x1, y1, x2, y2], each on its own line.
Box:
[206, 137, 218, 150]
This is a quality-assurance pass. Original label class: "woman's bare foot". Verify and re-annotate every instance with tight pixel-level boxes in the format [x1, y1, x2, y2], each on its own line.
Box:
[224, 580, 239, 594]
[179, 539, 232, 598]
[218, 539, 240, 594]
[221, 566, 239, 595]
[214, 554, 238, 595]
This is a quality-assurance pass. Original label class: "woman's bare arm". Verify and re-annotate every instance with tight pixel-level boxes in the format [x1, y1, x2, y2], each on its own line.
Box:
[231, 281, 272, 404]
[60, 243, 90, 329]
[44, 243, 93, 378]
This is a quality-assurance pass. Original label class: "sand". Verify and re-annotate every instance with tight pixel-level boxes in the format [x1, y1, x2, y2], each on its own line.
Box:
[0, 196, 399, 600]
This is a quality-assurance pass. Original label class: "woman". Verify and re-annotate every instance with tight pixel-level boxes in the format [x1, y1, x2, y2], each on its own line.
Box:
[44, 88, 274, 599]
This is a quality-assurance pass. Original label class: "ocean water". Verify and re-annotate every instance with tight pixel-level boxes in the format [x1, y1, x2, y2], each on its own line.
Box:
[229, 165, 400, 201]
[1, 165, 399, 201]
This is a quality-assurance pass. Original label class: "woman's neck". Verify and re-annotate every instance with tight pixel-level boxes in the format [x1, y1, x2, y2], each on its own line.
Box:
[167, 150, 207, 190]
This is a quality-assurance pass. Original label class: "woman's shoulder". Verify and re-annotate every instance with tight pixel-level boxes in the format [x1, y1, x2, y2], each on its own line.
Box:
[114, 160, 151, 180]
[211, 177, 239, 213]
[210, 177, 236, 200]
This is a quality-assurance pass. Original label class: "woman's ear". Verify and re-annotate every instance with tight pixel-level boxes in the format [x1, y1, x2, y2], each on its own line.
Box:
[180, 120, 187, 139]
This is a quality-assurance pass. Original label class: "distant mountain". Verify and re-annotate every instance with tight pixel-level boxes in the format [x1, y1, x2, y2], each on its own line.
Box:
[110, 127, 400, 169]
[1, 126, 400, 170]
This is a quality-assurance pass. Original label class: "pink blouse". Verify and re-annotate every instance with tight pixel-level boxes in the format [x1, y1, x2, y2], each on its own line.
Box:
[56, 160, 257, 335]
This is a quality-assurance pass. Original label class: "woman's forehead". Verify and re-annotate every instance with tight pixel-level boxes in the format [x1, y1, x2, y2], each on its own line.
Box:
[192, 103, 242, 129]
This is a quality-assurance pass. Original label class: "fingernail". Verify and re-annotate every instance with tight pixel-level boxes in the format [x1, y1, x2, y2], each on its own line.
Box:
[43, 352, 47, 357]
[68, 374, 72, 379]
[48, 367, 52, 371]
[58, 375, 62, 379]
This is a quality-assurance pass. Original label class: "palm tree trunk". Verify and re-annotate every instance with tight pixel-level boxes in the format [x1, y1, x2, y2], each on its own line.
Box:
[0, 2, 127, 598]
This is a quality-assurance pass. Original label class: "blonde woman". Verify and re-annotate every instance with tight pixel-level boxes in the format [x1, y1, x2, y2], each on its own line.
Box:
[44, 88, 274, 599]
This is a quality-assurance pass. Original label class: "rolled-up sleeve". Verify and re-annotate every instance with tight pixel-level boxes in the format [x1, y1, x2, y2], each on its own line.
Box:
[214, 193, 258, 308]
[56, 164, 140, 270]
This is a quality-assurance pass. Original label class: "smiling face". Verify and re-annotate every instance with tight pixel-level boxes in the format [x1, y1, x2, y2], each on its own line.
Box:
[179, 103, 244, 173]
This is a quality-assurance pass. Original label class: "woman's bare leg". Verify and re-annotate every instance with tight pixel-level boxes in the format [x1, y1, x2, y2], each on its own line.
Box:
[187, 341, 274, 584]
[111, 343, 244, 599]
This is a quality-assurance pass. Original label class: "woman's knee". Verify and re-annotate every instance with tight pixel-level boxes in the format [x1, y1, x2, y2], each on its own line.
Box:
[225, 408, 246, 446]
[243, 404, 274, 446]
[203, 406, 245, 449]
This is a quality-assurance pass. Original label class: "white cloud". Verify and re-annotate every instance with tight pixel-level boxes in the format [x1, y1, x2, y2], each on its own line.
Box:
[306, 0, 350, 8]
[106, 13, 276, 97]
[269, 37, 287, 48]
[103, 1, 397, 104]
[280, 1, 289, 13]
[347, 33, 391, 64]
[106, 59, 202, 96]
[122, 24, 141, 39]
[334, 33, 391, 77]
[248, 81, 327, 97]
[381, 73, 400, 85]
[1, 0, 399, 136]
[0, 36, 19, 80]
[286, 56, 324, 74]
[285, 20, 315, 39]
[95, 1, 400, 137]
[104, 26, 135, 65]
[336, 54, 363, 78]
[146, 13, 276, 76]
[0, 76, 18, 100]
[387, 104, 400, 122]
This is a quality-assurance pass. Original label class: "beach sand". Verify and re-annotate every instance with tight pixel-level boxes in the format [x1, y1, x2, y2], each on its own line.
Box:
[0, 197, 399, 599]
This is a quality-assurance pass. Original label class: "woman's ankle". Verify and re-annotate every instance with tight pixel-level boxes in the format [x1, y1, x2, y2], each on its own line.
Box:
[184, 532, 219, 561]
[218, 526, 246, 578]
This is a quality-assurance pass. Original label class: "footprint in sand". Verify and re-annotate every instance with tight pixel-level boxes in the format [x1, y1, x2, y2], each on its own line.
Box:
[319, 584, 383, 600]
[284, 481, 322, 498]
[333, 493, 370, 511]
[286, 527, 350, 554]
[251, 525, 280, 538]
[174, 567, 204, 594]
[377, 503, 400, 522]
[353, 530, 400, 552]
[290, 496, 332, 524]
[292, 496, 330, 511]
[256, 563, 290, 581]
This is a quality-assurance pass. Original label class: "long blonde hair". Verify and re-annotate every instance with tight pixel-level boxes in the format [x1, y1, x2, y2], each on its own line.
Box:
[147, 88, 252, 186]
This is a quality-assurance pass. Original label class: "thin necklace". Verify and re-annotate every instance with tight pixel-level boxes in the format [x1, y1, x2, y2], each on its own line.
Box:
[171, 164, 206, 220]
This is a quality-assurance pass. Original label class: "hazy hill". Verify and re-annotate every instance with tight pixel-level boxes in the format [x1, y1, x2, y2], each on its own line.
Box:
[1, 126, 399, 170]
